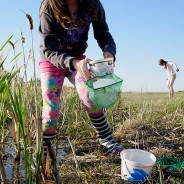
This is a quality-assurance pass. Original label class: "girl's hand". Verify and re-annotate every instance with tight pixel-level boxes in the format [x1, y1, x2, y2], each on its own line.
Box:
[72, 58, 91, 79]
[103, 52, 115, 67]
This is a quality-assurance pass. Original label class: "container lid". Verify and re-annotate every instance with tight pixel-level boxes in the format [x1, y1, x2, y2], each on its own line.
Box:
[88, 58, 113, 65]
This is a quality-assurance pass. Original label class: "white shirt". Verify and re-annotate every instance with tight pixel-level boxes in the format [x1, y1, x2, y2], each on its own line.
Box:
[166, 62, 175, 77]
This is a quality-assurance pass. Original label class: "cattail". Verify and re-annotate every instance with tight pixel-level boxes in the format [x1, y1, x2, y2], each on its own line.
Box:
[26, 13, 33, 30]
[20, 32, 25, 44]
[20, 9, 33, 30]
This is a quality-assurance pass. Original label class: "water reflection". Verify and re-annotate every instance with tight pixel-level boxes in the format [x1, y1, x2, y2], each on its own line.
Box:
[3, 138, 67, 183]
[4, 156, 26, 183]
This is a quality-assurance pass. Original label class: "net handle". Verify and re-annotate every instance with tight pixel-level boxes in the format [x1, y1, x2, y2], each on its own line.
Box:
[88, 57, 114, 66]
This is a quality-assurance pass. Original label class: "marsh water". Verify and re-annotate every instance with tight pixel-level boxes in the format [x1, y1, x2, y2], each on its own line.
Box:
[2, 137, 67, 184]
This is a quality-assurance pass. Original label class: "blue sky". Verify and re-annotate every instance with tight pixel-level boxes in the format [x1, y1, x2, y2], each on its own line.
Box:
[0, 0, 183, 92]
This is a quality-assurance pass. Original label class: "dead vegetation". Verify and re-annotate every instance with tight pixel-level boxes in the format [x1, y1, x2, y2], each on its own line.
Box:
[1, 88, 184, 183]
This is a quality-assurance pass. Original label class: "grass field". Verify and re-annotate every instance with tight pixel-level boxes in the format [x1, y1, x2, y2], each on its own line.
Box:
[57, 90, 184, 184]
[1, 36, 184, 183]
[1, 81, 184, 183]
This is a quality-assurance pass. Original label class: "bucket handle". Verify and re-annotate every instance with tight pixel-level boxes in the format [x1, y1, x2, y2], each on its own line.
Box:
[122, 158, 132, 180]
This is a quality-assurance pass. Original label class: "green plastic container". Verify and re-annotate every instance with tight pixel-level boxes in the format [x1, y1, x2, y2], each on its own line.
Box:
[85, 74, 123, 108]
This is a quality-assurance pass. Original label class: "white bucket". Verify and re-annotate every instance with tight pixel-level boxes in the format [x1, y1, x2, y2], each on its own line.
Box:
[120, 149, 156, 183]
[89, 58, 114, 77]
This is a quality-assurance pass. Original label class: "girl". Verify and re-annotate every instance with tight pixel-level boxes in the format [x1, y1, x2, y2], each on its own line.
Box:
[158, 59, 179, 98]
[39, 0, 123, 156]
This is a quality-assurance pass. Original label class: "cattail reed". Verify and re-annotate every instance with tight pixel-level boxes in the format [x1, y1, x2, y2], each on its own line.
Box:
[20, 10, 33, 30]
[20, 31, 28, 84]
[20, 31, 25, 44]
[21, 10, 42, 183]
[26, 14, 33, 30]
[21, 10, 38, 119]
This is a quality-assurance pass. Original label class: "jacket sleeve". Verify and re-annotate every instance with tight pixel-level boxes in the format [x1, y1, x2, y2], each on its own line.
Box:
[39, 12, 76, 69]
[92, 1, 116, 60]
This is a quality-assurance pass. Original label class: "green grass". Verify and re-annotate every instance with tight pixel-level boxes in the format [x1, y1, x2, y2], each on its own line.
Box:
[1, 74, 184, 183]
[1, 36, 184, 183]
[57, 91, 184, 184]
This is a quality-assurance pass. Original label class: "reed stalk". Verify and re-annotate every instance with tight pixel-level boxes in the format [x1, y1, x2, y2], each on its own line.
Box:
[35, 117, 43, 183]
[20, 31, 28, 84]
[0, 40, 21, 183]
[22, 10, 41, 182]
[29, 17, 42, 184]
[9, 88, 32, 183]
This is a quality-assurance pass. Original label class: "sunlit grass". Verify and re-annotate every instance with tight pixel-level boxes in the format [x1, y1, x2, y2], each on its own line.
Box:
[1, 18, 184, 184]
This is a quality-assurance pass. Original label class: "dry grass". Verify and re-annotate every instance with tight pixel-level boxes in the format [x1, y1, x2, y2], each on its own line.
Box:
[51, 91, 184, 184]
[1, 77, 184, 183]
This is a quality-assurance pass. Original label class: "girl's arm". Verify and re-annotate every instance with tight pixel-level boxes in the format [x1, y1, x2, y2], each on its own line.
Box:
[169, 61, 179, 72]
[173, 63, 179, 72]
[92, 1, 116, 61]
[39, 2, 76, 70]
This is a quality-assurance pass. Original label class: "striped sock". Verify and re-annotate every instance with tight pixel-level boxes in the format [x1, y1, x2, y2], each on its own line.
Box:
[43, 134, 56, 159]
[90, 114, 112, 140]
[90, 114, 123, 154]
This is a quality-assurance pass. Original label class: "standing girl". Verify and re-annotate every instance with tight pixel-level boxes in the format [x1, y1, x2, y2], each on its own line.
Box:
[39, 0, 123, 156]
[158, 59, 179, 98]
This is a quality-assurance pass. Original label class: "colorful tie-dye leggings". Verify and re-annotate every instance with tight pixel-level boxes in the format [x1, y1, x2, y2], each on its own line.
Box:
[40, 66, 104, 136]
